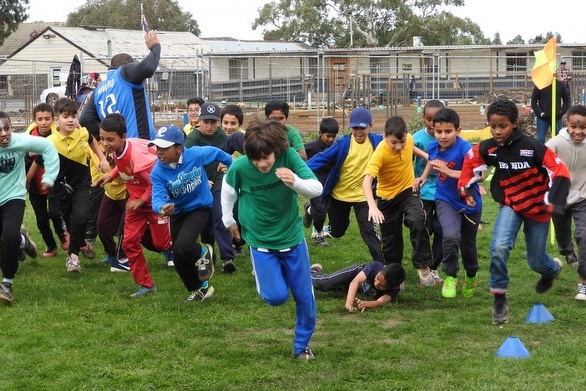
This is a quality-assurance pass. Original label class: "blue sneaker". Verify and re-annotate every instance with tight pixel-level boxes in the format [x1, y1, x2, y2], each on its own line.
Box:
[130, 285, 157, 298]
[110, 258, 130, 272]
[100, 255, 117, 264]
[196, 244, 214, 281]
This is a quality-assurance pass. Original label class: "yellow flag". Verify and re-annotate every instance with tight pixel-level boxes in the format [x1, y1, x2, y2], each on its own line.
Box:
[531, 37, 557, 90]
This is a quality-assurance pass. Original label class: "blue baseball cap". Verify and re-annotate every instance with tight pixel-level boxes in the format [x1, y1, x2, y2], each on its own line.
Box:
[349, 107, 372, 128]
[148, 125, 185, 148]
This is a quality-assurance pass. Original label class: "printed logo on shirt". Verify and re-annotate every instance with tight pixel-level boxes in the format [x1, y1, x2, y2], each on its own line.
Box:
[498, 161, 530, 170]
[520, 149, 534, 157]
[0, 152, 16, 173]
[167, 166, 203, 197]
[250, 180, 283, 192]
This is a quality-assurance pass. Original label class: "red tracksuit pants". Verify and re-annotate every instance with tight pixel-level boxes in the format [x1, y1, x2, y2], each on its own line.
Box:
[122, 203, 171, 288]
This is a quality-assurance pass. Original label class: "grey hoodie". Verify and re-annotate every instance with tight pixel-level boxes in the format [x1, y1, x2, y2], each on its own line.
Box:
[546, 128, 586, 205]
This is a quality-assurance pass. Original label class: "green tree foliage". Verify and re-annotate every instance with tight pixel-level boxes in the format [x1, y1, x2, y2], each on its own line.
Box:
[66, 0, 200, 35]
[0, 0, 29, 46]
[507, 35, 525, 45]
[252, 0, 489, 47]
[492, 32, 502, 45]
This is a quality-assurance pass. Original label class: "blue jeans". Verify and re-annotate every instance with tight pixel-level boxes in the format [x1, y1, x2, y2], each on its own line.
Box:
[489, 205, 560, 293]
[535, 116, 562, 143]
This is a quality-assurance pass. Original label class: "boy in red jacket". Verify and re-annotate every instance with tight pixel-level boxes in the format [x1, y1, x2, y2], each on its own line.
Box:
[458, 99, 570, 325]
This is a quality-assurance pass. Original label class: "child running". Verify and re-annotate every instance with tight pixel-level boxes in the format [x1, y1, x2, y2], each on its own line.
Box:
[221, 118, 322, 360]
[414, 108, 482, 298]
[546, 105, 586, 300]
[458, 99, 570, 324]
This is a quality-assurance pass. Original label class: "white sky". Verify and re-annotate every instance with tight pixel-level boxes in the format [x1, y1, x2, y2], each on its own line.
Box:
[25, 0, 585, 44]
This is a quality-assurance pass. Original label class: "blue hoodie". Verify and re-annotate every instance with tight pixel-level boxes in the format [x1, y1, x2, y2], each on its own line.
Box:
[150, 145, 232, 215]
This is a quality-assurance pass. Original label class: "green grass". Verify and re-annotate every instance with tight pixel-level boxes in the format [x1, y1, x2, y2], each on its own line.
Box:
[2, 193, 586, 390]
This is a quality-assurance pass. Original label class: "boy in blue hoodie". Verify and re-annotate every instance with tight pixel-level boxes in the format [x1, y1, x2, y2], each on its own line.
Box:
[150, 125, 232, 302]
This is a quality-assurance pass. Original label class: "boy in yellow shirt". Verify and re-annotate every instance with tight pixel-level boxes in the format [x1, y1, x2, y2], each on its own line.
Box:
[362, 116, 434, 286]
[46, 98, 108, 272]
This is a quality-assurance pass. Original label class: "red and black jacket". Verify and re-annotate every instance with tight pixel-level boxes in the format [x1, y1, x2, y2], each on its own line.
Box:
[459, 129, 570, 222]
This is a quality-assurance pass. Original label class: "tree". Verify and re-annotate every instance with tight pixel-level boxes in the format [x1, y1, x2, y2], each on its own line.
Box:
[507, 35, 525, 45]
[252, 0, 489, 48]
[528, 32, 562, 44]
[66, 0, 200, 35]
[492, 33, 502, 45]
[0, 0, 28, 46]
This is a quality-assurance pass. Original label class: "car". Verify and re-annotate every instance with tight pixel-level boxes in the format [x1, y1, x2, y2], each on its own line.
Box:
[40, 85, 67, 105]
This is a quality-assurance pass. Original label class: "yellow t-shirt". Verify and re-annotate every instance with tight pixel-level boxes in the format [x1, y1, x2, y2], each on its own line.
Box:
[365, 133, 415, 199]
[88, 148, 127, 201]
[183, 123, 199, 135]
[332, 136, 373, 202]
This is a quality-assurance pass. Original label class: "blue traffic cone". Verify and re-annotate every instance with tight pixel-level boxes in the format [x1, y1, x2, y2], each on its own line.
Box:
[495, 336, 530, 358]
[525, 303, 555, 324]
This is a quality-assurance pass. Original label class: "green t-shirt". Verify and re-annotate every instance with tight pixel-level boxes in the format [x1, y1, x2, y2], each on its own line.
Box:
[224, 148, 316, 249]
[285, 124, 305, 152]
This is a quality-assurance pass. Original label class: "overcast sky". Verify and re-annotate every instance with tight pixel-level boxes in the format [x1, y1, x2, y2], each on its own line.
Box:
[26, 0, 585, 44]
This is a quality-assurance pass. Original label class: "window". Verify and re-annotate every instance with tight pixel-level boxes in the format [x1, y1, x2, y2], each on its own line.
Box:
[572, 51, 586, 71]
[370, 57, 389, 74]
[229, 58, 248, 80]
[506, 53, 527, 72]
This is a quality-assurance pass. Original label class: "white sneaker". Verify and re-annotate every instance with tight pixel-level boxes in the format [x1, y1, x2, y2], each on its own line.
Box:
[66, 253, 81, 272]
[417, 267, 434, 287]
[430, 269, 444, 284]
[311, 227, 319, 239]
[576, 282, 586, 301]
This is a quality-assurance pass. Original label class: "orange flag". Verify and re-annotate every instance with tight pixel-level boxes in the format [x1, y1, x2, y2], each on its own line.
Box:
[531, 37, 557, 90]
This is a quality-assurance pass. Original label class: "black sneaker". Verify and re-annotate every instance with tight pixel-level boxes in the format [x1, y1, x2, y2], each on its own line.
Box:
[0, 283, 13, 304]
[314, 235, 328, 247]
[302, 203, 312, 228]
[536, 257, 563, 293]
[20, 225, 37, 258]
[222, 259, 237, 274]
[196, 244, 214, 281]
[295, 347, 315, 361]
[187, 284, 215, 302]
[492, 296, 509, 325]
[566, 252, 578, 269]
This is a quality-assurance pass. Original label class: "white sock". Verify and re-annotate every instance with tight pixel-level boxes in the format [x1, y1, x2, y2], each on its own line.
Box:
[3, 278, 13, 286]
[20, 234, 25, 249]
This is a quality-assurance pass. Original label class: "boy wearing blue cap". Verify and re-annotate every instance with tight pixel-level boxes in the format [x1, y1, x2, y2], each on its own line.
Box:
[307, 107, 384, 262]
[151, 124, 232, 301]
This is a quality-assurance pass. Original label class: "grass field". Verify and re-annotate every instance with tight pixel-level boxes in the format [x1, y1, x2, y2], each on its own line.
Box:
[2, 189, 586, 390]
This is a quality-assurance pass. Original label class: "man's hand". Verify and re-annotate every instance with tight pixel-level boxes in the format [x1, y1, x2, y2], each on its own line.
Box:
[144, 30, 160, 49]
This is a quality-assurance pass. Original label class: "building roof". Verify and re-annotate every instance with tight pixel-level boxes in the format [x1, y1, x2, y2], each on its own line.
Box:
[0, 22, 65, 57]
[6, 26, 212, 71]
[202, 37, 311, 53]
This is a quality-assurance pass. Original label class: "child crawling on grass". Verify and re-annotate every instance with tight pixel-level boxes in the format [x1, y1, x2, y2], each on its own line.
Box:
[311, 261, 405, 313]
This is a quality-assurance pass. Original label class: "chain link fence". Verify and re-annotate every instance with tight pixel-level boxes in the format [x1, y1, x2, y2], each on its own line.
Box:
[2, 53, 585, 131]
